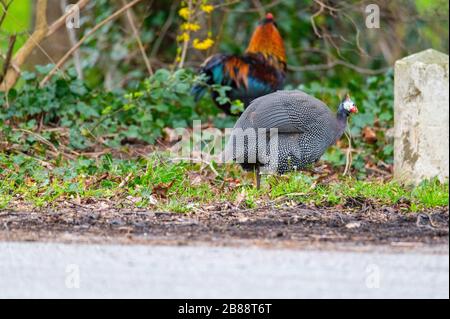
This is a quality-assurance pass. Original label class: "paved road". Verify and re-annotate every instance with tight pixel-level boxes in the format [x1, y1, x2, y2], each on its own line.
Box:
[0, 242, 448, 298]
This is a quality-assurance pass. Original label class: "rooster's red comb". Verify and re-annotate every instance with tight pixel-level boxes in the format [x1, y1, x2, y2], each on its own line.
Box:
[266, 13, 274, 20]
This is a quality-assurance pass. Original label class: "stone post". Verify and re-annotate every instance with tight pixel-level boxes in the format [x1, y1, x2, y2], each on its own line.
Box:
[394, 49, 449, 184]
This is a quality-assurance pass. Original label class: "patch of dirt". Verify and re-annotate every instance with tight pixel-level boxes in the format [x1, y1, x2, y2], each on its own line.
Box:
[0, 202, 448, 250]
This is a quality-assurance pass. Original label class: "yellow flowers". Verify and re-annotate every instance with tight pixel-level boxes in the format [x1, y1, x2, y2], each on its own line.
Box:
[177, 32, 190, 42]
[176, 0, 215, 66]
[200, 4, 214, 13]
[193, 38, 215, 50]
[179, 3, 214, 19]
[181, 23, 201, 32]
[178, 7, 191, 20]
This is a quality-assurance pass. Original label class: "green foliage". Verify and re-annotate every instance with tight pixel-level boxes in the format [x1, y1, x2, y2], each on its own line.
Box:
[267, 172, 448, 211]
[0, 0, 31, 57]
[1, 66, 124, 150]
[0, 67, 233, 152]
[0, 0, 31, 33]
[411, 179, 450, 209]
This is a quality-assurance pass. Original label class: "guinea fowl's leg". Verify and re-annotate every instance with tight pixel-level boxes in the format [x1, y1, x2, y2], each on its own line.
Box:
[255, 165, 261, 190]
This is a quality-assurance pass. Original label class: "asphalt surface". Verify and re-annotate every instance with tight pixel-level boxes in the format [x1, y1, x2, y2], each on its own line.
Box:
[0, 242, 448, 298]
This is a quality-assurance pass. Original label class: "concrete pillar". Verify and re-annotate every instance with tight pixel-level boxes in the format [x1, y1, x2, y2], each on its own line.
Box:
[394, 49, 449, 184]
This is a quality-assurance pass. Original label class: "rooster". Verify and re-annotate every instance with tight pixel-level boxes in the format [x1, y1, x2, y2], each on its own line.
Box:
[192, 13, 287, 115]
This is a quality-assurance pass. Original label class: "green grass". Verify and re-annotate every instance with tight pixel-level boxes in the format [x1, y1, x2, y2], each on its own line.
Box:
[0, 152, 448, 212]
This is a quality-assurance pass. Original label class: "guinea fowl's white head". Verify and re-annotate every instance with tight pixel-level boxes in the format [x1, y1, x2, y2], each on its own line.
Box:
[340, 93, 358, 114]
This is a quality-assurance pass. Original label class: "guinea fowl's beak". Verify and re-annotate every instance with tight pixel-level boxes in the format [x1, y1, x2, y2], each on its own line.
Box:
[350, 105, 358, 113]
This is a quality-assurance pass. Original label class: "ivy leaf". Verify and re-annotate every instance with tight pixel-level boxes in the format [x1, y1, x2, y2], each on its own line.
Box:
[70, 81, 88, 96]
[35, 64, 55, 75]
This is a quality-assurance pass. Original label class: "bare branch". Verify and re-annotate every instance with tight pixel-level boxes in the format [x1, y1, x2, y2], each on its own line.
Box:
[251, 0, 265, 18]
[221, 0, 281, 13]
[150, 1, 177, 58]
[0, 0, 48, 91]
[0, 34, 16, 83]
[47, 0, 90, 37]
[40, 0, 144, 87]
[310, 3, 325, 38]
[61, 0, 83, 80]
[0, 0, 91, 92]
[288, 59, 389, 75]
[0, 0, 14, 28]
[177, 0, 193, 69]
[122, 0, 153, 76]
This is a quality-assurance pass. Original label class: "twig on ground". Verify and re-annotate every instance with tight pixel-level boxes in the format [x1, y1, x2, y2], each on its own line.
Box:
[12, 128, 59, 153]
[15, 151, 55, 169]
[366, 166, 391, 176]
[273, 192, 308, 202]
[11, 128, 80, 160]
[118, 173, 133, 188]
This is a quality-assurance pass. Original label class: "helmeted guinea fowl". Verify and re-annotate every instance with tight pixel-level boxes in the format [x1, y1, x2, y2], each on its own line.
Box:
[224, 90, 358, 187]
[192, 13, 286, 115]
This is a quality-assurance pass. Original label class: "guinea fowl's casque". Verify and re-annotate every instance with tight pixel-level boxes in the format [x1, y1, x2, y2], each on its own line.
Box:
[224, 90, 358, 187]
[192, 13, 286, 115]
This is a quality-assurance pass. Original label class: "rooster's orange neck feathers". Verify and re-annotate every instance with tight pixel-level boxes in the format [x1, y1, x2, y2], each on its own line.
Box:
[245, 17, 286, 63]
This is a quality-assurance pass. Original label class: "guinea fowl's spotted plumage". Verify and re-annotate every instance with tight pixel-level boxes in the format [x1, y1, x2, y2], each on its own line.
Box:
[192, 13, 286, 115]
[225, 90, 356, 174]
